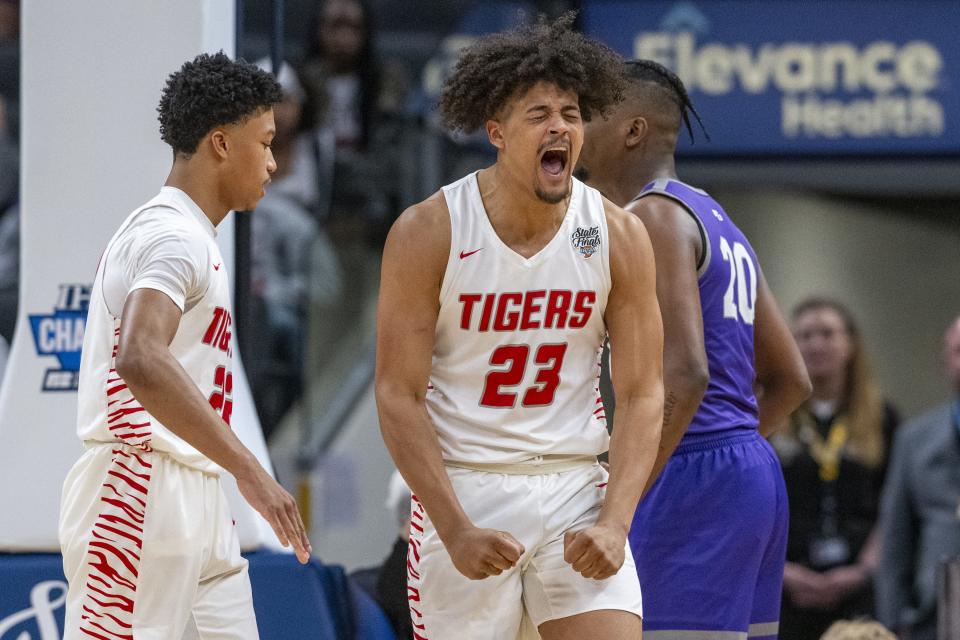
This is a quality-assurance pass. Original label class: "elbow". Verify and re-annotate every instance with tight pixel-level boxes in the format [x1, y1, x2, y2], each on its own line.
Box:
[374, 380, 419, 412]
[667, 359, 710, 402]
[792, 369, 813, 405]
[758, 368, 812, 411]
[374, 380, 423, 433]
[114, 345, 151, 389]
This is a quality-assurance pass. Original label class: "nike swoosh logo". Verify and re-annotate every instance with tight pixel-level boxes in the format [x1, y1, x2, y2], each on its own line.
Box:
[459, 248, 483, 259]
[213, 263, 222, 271]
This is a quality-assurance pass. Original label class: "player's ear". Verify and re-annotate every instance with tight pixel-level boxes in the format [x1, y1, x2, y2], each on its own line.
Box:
[625, 117, 648, 149]
[209, 129, 229, 160]
[486, 119, 505, 151]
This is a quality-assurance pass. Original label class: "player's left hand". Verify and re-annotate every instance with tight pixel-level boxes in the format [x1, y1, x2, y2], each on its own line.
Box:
[563, 523, 626, 580]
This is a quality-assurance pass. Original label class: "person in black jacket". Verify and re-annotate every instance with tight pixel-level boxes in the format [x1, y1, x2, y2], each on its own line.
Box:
[771, 297, 898, 640]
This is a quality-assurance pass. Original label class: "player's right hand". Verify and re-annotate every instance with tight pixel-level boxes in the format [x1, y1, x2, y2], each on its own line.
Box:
[445, 526, 524, 580]
[236, 466, 312, 565]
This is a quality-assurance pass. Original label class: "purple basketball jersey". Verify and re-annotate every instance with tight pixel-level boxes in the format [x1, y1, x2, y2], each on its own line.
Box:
[638, 178, 760, 436]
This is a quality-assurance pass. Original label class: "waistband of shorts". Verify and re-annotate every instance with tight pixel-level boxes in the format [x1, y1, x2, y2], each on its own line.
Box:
[83, 439, 152, 452]
[82, 440, 222, 475]
[673, 428, 760, 454]
[444, 454, 598, 475]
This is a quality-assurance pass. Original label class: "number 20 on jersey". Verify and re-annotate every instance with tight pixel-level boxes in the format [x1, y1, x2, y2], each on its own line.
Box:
[720, 237, 757, 325]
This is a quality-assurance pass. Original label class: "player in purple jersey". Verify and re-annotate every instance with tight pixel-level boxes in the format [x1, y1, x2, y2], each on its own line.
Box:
[578, 60, 811, 638]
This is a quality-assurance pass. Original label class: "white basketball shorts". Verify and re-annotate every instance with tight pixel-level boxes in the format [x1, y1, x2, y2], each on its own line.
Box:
[58, 443, 259, 640]
[407, 461, 643, 640]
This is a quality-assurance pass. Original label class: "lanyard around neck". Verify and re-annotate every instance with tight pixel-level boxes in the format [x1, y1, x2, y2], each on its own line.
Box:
[801, 416, 849, 482]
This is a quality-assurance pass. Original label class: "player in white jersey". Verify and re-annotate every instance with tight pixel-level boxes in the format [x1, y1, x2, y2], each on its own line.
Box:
[58, 53, 310, 640]
[376, 16, 664, 640]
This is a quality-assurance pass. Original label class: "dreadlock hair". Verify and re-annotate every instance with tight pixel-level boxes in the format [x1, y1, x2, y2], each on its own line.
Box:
[439, 12, 626, 134]
[625, 59, 708, 143]
[158, 52, 283, 155]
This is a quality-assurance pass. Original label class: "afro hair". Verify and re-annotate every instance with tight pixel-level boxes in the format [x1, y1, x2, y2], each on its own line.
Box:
[157, 51, 283, 155]
[439, 12, 627, 133]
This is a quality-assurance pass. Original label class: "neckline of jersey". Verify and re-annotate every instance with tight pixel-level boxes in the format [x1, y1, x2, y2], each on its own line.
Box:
[637, 177, 709, 200]
[467, 171, 580, 268]
[160, 186, 217, 238]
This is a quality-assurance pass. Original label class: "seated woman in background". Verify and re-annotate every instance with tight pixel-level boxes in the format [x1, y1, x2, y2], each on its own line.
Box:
[772, 298, 899, 640]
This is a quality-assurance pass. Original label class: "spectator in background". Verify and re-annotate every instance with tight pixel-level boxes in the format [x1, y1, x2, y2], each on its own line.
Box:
[0, 0, 17, 346]
[772, 298, 899, 640]
[0, 0, 18, 142]
[375, 471, 413, 640]
[0, 202, 17, 344]
[250, 59, 327, 439]
[299, 0, 378, 152]
[875, 315, 960, 640]
[297, 0, 394, 246]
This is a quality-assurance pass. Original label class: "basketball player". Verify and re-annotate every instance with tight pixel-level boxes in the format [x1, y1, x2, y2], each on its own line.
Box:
[578, 60, 811, 639]
[376, 16, 663, 640]
[58, 52, 311, 639]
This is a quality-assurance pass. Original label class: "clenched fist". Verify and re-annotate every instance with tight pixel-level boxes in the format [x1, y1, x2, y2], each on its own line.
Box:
[563, 523, 626, 580]
[445, 526, 525, 580]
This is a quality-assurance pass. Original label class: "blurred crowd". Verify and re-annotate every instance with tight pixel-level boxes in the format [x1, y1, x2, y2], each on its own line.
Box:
[1, 2, 959, 639]
[0, 0, 19, 356]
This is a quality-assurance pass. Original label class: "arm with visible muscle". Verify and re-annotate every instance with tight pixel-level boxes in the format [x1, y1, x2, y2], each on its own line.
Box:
[116, 289, 311, 562]
[753, 275, 811, 435]
[565, 203, 664, 580]
[627, 195, 709, 495]
[375, 194, 523, 580]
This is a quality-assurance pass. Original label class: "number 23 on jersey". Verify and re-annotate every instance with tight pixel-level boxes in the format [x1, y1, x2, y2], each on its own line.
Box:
[480, 343, 568, 408]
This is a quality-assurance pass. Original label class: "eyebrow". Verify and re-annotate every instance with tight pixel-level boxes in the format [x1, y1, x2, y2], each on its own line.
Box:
[525, 104, 581, 114]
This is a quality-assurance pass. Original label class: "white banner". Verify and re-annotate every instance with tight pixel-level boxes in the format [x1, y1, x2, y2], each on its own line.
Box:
[0, 0, 281, 552]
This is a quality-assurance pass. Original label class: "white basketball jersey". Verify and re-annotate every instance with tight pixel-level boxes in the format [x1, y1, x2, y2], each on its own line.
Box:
[76, 188, 234, 474]
[426, 173, 611, 465]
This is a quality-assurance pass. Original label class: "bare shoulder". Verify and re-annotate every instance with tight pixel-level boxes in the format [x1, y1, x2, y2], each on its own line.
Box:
[389, 190, 450, 246]
[385, 190, 451, 273]
[624, 194, 700, 242]
[602, 197, 652, 255]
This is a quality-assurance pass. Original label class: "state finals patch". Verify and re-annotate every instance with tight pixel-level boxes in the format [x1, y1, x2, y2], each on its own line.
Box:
[571, 226, 600, 258]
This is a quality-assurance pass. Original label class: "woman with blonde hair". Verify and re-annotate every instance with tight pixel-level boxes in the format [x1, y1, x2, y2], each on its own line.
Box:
[772, 297, 899, 639]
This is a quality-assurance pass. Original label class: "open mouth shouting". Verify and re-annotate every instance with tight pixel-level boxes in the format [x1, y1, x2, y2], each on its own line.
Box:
[539, 145, 569, 178]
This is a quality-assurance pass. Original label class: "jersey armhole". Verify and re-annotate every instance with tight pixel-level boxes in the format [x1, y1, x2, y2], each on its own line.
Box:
[437, 187, 459, 306]
[636, 191, 711, 279]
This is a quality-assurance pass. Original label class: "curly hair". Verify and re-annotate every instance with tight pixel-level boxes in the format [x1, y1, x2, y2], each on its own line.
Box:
[157, 52, 283, 155]
[439, 12, 626, 133]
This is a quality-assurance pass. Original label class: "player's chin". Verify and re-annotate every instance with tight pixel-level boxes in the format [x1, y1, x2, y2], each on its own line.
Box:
[534, 175, 570, 204]
[243, 192, 266, 212]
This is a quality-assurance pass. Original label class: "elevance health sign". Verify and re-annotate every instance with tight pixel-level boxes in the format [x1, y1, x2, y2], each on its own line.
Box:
[582, 0, 959, 156]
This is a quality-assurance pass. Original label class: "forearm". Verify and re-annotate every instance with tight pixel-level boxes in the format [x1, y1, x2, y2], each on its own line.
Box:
[642, 372, 706, 495]
[120, 350, 259, 479]
[377, 392, 472, 541]
[757, 375, 810, 436]
[598, 392, 663, 532]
